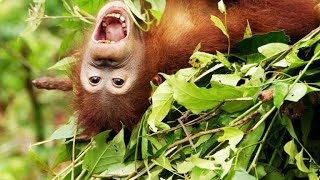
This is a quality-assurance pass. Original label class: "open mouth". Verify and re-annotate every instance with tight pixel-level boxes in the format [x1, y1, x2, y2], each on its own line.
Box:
[94, 8, 129, 44]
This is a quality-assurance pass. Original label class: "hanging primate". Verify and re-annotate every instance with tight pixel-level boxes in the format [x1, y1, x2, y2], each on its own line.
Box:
[36, 0, 320, 136]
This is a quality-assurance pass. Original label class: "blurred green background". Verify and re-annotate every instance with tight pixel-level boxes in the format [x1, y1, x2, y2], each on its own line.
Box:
[0, 0, 72, 179]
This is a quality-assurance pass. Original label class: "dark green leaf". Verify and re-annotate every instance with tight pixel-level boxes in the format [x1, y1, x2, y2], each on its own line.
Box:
[84, 129, 125, 177]
[234, 31, 289, 55]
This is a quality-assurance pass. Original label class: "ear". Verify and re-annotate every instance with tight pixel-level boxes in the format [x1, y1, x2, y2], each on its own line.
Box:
[149, 74, 164, 99]
[151, 74, 164, 86]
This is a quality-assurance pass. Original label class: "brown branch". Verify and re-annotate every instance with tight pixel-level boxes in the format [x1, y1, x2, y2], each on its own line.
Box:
[176, 111, 195, 149]
[32, 77, 73, 91]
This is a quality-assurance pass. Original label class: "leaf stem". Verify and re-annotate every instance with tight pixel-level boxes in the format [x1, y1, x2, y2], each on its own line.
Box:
[229, 101, 263, 125]
[247, 110, 278, 173]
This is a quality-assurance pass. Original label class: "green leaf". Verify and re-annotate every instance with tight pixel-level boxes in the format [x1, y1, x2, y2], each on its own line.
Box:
[273, 82, 288, 108]
[84, 129, 125, 177]
[99, 161, 143, 177]
[191, 155, 218, 170]
[148, 81, 173, 132]
[211, 74, 241, 86]
[141, 114, 150, 159]
[284, 139, 298, 164]
[212, 146, 230, 164]
[226, 169, 256, 180]
[189, 51, 214, 68]
[123, 0, 145, 21]
[258, 43, 290, 58]
[176, 160, 194, 174]
[234, 31, 289, 55]
[285, 83, 307, 102]
[216, 51, 231, 68]
[218, 127, 244, 150]
[243, 20, 252, 39]
[247, 66, 265, 86]
[284, 51, 306, 70]
[194, 134, 212, 148]
[211, 15, 229, 38]
[165, 75, 244, 114]
[28, 148, 54, 174]
[145, 0, 166, 25]
[191, 166, 217, 180]
[49, 116, 77, 140]
[152, 155, 175, 172]
[282, 115, 298, 140]
[48, 56, 78, 71]
[295, 150, 309, 173]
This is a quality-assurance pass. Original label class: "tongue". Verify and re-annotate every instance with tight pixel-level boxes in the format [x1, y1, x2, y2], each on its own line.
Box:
[105, 24, 125, 42]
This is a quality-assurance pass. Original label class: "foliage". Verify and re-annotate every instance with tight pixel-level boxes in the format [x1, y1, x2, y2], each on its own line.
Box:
[25, 0, 320, 179]
[0, 0, 73, 179]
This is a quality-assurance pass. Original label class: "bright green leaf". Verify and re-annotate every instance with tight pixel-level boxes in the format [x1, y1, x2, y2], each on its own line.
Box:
[49, 116, 77, 140]
[218, 127, 244, 150]
[258, 43, 290, 58]
[152, 155, 175, 172]
[99, 161, 143, 177]
[295, 150, 309, 173]
[284, 139, 298, 164]
[216, 51, 231, 68]
[165, 75, 244, 114]
[191, 155, 218, 170]
[273, 82, 288, 108]
[211, 74, 241, 86]
[189, 51, 214, 68]
[285, 83, 307, 102]
[243, 20, 252, 39]
[148, 81, 173, 132]
[84, 129, 125, 177]
[176, 160, 194, 174]
[28, 148, 54, 175]
[211, 15, 229, 38]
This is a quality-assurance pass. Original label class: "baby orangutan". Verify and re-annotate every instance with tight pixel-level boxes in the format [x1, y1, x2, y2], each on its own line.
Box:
[35, 0, 320, 136]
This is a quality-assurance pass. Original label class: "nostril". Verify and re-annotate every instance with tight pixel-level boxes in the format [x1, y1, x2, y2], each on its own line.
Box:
[89, 76, 101, 86]
[95, 58, 119, 67]
[112, 78, 125, 87]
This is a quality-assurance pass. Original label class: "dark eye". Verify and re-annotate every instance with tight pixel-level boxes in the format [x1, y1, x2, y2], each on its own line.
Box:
[89, 76, 101, 86]
[112, 78, 125, 87]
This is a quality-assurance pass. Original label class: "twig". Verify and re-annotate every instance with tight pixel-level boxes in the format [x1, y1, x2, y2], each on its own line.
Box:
[229, 101, 262, 125]
[176, 111, 195, 149]
[245, 107, 276, 134]
[32, 77, 73, 91]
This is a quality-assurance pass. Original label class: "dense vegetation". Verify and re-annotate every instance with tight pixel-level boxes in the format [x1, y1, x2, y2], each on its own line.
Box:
[1, 0, 320, 179]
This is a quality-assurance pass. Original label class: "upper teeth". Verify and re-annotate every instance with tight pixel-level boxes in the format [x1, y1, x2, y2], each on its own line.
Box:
[106, 13, 125, 23]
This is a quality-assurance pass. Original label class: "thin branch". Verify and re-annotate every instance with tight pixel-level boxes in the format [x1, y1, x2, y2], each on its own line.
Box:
[176, 111, 195, 149]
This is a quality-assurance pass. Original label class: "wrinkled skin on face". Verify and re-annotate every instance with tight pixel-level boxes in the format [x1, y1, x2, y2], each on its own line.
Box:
[73, 0, 319, 136]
